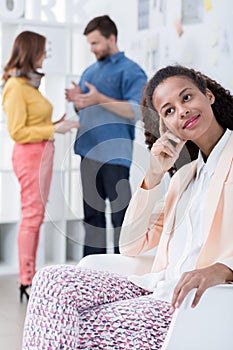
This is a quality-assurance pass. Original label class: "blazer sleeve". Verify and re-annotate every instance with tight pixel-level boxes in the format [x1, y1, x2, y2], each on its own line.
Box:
[119, 181, 166, 256]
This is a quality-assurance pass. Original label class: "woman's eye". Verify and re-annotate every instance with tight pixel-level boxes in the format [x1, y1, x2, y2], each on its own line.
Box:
[165, 107, 174, 115]
[183, 94, 191, 102]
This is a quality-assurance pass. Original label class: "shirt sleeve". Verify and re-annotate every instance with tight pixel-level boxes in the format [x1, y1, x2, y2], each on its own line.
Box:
[122, 64, 147, 104]
[121, 64, 147, 120]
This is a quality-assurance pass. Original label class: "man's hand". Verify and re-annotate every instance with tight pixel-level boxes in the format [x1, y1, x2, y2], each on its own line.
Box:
[65, 81, 82, 102]
[170, 263, 233, 313]
[74, 81, 101, 109]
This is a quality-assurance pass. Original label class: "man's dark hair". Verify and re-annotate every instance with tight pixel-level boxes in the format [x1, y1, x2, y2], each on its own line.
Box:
[83, 15, 118, 39]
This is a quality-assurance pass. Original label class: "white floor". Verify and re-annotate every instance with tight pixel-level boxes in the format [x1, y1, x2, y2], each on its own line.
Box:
[0, 274, 27, 350]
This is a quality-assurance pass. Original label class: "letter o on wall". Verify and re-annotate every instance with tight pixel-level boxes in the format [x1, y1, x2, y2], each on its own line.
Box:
[0, 0, 25, 19]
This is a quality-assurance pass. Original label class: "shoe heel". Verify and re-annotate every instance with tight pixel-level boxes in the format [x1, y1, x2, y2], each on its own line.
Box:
[19, 284, 31, 303]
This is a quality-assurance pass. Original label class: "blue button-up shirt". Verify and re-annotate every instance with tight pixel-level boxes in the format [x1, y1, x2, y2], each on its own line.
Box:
[74, 51, 147, 167]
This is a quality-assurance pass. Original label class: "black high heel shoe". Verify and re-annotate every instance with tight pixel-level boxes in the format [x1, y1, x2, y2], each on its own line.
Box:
[19, 284, 31, 303]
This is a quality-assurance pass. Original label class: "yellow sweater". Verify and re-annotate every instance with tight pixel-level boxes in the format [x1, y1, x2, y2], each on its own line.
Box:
[2, 77, 54, 143]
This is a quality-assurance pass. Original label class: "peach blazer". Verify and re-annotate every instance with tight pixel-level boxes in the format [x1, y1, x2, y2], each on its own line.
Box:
[120, 132, 233, 273]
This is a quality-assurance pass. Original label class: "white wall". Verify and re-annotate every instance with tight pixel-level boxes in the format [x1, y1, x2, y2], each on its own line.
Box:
[71, 0, 233, 90]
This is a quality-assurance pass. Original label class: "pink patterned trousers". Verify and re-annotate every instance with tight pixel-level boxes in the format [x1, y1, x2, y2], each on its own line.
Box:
[22, 265, 172, 349]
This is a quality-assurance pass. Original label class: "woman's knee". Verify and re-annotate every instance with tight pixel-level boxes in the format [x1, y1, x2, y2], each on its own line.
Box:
[32, 265, 78, 295]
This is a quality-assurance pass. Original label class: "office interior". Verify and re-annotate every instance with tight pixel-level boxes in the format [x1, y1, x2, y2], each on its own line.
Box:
[0, 1, 233, 349]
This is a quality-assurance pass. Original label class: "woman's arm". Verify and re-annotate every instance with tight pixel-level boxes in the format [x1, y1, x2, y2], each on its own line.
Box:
[119, 184, 166, 256]
[120, 125, 186, 256]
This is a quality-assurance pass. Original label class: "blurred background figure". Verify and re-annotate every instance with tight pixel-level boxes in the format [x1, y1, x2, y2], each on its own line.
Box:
[65, 15, 147, 256]
[2, 30, 79, 302]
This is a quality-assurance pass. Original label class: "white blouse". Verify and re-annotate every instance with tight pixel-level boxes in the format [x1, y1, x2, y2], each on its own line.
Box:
[128, 129, 231, 302]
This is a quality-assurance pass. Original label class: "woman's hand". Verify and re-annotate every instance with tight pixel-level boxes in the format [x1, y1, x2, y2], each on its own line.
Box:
[53, 113, 66, 124]
[150, 130, 185, 174]
[170, 263, 233, 313]
[142, 119, 186, 189]
[73, 82, 101, 109]
[54, 118, 79, 134]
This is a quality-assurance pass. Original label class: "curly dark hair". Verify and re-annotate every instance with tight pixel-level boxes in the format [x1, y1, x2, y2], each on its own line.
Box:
[141, 65, 233, 176]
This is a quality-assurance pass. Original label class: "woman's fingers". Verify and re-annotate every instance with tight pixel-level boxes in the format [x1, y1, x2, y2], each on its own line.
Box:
[171, 274, 204, 310]
[151, 139, 177, 158]
[191, 287, 206, 308]
[165, 130, 181, 144]
[171, 273, 193, 309]
[176, 139, 186, 153]
[159, 118, 186, 153]
[159, 118, 167, 136]
[170, 263, 233, 313]
[152, 132, 183, 158]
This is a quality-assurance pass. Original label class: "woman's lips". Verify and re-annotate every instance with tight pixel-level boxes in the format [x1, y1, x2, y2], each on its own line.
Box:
[182, 115, 200, 129]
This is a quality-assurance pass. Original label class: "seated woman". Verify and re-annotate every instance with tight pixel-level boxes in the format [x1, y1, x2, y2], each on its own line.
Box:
[22, 65, 233, 349]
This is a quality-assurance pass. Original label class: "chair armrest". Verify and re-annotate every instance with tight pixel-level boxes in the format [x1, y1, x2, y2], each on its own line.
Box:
[77, 254, 154, 276]
[161, 284, 233, 350]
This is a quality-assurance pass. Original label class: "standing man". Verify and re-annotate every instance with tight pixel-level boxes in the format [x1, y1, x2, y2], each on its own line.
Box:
[66, 15, 147, 256]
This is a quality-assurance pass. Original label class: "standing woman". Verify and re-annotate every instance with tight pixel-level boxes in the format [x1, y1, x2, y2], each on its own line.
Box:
[2, 31, 79, 302]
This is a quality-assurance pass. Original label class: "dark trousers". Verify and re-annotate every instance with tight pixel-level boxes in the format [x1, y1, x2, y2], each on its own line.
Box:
[80, 157, 131, 256]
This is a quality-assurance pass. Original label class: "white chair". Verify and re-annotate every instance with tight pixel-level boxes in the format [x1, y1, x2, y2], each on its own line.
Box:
[77, 254, 233, 350]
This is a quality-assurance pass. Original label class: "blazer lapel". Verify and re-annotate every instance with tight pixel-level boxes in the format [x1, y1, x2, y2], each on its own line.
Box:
[204, 132, 233, 237]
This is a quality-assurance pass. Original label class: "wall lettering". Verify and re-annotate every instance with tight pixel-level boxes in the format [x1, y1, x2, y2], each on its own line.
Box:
[0, 0, 89, 24]
[0, 0, 25, 19]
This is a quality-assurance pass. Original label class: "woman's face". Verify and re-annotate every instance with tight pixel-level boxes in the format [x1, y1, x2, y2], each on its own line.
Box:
[152, 76, 216, 142]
